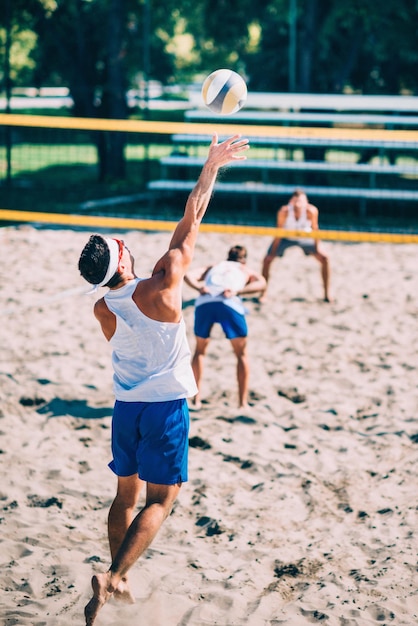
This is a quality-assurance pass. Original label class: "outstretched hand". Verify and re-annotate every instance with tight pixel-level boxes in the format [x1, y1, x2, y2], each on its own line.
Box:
[207, 133, 249, 169]
[167, 132, 250, 265]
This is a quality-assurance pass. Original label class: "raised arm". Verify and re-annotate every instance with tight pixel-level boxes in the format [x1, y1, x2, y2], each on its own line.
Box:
[307, 204, 319, 230]
[152, 133, 249, 283]
[307, 203, 320, 250]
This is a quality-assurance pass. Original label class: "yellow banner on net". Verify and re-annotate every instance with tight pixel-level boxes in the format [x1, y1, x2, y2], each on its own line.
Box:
[1, 113, 418, 143]
[0, 209, 417, 244]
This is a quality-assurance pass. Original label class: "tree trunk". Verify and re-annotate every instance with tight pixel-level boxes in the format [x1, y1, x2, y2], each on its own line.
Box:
[68, 0, 97, 118]
[332, 20, 363, 93]
[97, 0, 128, 181]
[298, 0, 318, 93]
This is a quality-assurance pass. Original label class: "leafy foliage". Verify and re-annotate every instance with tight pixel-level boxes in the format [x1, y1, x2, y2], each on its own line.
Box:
[2, 0, 417, 101]
[1, 0, 417, 181]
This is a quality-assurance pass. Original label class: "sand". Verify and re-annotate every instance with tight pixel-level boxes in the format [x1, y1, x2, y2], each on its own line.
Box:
[0, 224, 417, 626]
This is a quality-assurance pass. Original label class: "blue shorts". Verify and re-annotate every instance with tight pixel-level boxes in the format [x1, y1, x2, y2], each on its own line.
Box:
[269, 238, 316, 257]
[194, 301, 248, 339]
[108, 399, 189, 485]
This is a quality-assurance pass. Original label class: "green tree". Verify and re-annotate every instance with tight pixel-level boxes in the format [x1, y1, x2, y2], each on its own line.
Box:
[4, 0, 418, 102]
[1, 0, 182, 180]
[246, 0, 418, 94]
[183, 0, 264, 75]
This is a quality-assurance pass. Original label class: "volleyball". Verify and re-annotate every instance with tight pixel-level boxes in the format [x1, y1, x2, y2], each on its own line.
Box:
[201, 69, 247, 115]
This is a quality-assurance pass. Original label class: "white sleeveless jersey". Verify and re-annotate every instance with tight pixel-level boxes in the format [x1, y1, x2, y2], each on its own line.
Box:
[195, 260, 247, 315]
[104, 278, 197, 402]
[284, 204, 314, 244]
[204, 261, 247, 295]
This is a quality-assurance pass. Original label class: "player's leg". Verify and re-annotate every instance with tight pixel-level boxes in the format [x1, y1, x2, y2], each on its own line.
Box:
[108, 474, 144, 602]
[110, 481, 181, 580]
[191, 336, 210, 408]
[260, 240, 289, 302]
[219, 305, 249, 408]
[85, 398, 188, 625]
[108, 474, 144, 561]
[261, 253, 274, 284]
[312, 247, 331, 301]
[104, 401, 145, 603]
[191, 304, 213, 409]
[230, 336, 249, 409]
[85, 482, 181, 625]
[100, 431, 184, 596]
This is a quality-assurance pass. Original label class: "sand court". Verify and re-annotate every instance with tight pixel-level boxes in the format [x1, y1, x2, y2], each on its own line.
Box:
[0, 225, 417, 625]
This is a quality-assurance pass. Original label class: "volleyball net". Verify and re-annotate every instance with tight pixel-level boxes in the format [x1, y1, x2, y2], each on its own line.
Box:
[1, 113, 418, 242]
[1, 208, 417, 244]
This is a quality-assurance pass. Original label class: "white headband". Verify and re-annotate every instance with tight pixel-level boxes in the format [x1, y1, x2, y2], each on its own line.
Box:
[85, 237, 119, 294]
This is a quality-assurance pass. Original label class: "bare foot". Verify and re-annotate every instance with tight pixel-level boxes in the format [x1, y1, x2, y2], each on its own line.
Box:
[114, 578, 135, 604]
[84, 572, 113, 625]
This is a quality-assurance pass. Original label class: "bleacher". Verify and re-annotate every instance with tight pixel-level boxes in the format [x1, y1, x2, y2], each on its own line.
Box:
[184, 110, 418, 129]
[147, 93, 418, 221]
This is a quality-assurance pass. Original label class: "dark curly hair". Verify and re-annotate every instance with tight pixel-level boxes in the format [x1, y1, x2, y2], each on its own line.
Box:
[78, 234, 119, 286]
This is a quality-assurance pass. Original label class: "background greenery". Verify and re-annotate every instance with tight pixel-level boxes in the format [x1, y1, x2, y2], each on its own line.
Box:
[2, 1, 417, 110]
[1, 1, 417, 230]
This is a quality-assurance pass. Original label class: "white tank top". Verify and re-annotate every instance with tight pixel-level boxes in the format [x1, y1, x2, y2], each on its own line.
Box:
[195, 261, 247, 315]
[104, 278, 197, 402]
[284, 204, 313, 244]
[204, 261, 247, 295]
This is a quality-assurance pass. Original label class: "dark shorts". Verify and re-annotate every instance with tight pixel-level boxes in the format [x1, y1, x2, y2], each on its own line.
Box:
[108, 398, 189, 485]
[269, 238, 316, 257]
[194, 301, 248, 339]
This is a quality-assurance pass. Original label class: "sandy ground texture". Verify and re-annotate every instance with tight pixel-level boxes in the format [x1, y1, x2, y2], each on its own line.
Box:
[0, 225, 417, 626]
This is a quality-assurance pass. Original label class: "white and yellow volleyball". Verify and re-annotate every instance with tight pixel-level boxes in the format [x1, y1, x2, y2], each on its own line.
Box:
[201, 69, 247, 115]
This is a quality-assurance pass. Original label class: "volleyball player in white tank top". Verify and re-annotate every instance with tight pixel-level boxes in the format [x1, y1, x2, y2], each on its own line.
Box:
[78, 133, 250, 623]
[260, 189, 332, 302]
